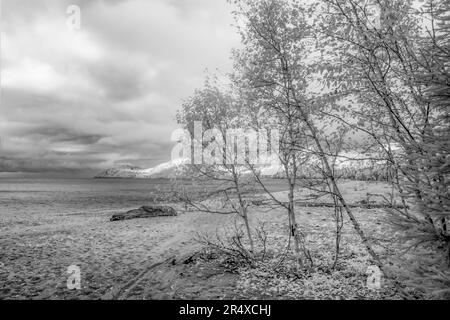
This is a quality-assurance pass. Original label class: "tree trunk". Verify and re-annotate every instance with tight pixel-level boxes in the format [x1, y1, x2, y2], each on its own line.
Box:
[233, 167, 255, 253]
[296, 104, 384, 269]
[288, 180, 303, 269]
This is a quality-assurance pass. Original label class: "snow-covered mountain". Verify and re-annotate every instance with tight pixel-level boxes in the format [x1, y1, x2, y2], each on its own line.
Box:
[94, 158, 190, 179]
[95, 151, 389, 179]
[94, 156, 283, 179]
[94, 164, 143, 178]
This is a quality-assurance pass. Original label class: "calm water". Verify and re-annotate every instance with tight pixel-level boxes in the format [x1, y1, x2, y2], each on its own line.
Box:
[0, 177, 290, 216]
[0, 178, 179, 215]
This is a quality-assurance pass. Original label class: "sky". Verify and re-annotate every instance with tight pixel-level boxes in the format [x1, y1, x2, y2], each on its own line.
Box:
[0, 0, 240, 177]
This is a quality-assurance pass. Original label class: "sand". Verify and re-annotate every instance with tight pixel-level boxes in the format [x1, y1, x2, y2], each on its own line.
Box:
[0, 181, 410, 300]
[0, 203, 239, 299]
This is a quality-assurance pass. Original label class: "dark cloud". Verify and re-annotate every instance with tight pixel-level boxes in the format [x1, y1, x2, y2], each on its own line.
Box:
[0, 0, 239, 175]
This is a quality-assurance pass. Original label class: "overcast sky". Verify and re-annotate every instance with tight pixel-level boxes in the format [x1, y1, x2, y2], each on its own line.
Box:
[0, 0, 240, 176]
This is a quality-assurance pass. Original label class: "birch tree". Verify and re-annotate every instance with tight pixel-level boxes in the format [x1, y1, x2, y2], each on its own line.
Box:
[176, 77, 257, 253]
[319, 0, 450, 263]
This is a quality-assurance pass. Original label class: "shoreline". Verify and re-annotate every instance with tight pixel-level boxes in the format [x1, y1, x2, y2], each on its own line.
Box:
[0, 181, 418, 299]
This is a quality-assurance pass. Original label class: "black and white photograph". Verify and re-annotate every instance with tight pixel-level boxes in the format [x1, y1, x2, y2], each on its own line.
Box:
[0, 0, 449, 305]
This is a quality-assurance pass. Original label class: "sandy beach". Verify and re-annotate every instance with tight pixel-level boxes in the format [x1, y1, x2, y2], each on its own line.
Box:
[0, 203, 234, 299]
[0, 181, 415, 300]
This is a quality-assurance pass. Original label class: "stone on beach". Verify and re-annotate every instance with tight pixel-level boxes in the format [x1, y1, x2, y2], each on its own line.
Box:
[110, 205, 177, 221]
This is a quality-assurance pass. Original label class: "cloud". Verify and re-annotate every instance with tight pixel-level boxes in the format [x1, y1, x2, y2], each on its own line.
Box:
[0, 0, 240, 174]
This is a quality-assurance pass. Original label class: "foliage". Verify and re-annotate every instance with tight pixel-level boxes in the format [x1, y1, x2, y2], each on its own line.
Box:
[175, 0, 449, 298]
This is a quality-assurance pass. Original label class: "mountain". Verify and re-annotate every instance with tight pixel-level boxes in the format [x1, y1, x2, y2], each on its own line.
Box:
[94, 159, 190, 179]
[94, 164, 143, 178]
[94, 155, 284, 179]
[95, 151, 390, 180]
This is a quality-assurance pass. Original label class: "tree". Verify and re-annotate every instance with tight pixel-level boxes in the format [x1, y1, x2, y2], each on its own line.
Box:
[320, 0, 450, 262]
[230, 0, 385, 270]
[231, 0, 317, 268]
[176, 77, 257, 254]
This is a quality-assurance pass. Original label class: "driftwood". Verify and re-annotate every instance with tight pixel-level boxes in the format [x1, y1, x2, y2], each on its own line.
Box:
[110, 205, 177, 221]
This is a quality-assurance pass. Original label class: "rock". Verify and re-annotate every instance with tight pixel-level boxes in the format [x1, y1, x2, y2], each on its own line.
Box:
[251, 199, 264, 206]
[110, 205, 177, 221]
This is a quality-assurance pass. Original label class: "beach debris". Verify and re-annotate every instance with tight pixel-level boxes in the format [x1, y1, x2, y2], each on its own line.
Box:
[110, 205, 177, 221]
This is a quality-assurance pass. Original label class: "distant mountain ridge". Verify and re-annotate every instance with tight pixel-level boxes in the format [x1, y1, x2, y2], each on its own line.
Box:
[95, 151, 389, 180]
[94, 155, 284, 179]
[94, 159, 190, 179]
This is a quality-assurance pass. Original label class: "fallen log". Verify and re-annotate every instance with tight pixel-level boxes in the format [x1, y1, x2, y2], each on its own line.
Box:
[110, 205, 177, 221]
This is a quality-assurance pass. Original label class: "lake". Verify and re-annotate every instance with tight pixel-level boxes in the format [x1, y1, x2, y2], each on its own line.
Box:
[0, 177, 290, 216]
